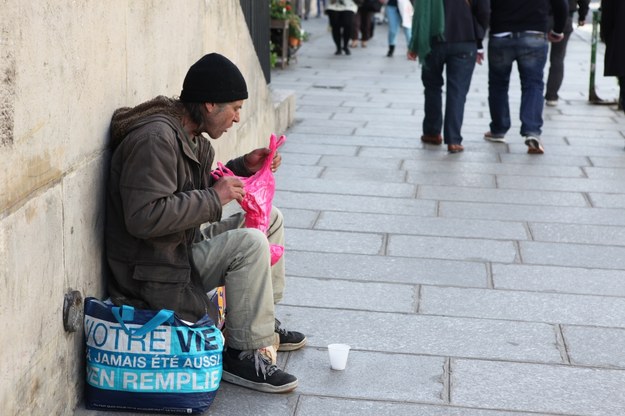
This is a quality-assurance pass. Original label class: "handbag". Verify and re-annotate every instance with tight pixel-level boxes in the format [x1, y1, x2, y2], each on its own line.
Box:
[84, 297, 224, 414]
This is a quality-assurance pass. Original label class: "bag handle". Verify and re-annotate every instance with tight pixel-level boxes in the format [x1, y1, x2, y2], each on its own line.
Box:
[112, 305, 175, 337]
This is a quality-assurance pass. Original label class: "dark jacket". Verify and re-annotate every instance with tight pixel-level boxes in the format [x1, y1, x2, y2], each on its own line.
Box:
[490, 0, 568, 34]
[550, 0, 590, 34]
[105, 96, 250, 322]
[443, 0, 490, 44]
[600, 0, 625, 76]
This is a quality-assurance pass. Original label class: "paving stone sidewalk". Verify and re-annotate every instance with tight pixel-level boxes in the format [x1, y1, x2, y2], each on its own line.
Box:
[77, 6, 625, 416]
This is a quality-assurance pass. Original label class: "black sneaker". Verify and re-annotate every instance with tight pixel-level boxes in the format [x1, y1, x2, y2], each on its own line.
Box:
[222, 347, 298, 393]
[275, 318, 307, 351]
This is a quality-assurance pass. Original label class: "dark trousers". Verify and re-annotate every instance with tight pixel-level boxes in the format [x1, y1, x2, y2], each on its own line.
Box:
[327, 10, 354, 50]
[352, 9, 375, 41]
[422, 41, 477, 145]
[545, 17, 573, 101]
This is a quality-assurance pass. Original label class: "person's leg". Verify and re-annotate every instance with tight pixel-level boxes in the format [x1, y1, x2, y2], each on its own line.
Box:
[385, 5, 400, 56]
[266, 206, 285, 303]
[545, 30, 571, 103]
[403, 25, 412, 45]
[327, 10, 342, 53]
[304, 0, 311, 19]
[487, 37, 515, 136]
[361, 11, 373, 44]
[517, 35, 549, 138]
[350, 9, 360, 47]
[191, 228, 275, 351]
[443, 41, 477, 146]
[421, 43, 445, 139]
[341, 11, 355, 52]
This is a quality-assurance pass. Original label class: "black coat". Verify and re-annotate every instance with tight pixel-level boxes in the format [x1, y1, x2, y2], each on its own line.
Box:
[601, 0, 625, 76]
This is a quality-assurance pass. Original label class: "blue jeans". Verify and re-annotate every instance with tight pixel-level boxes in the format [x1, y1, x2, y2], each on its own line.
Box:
[422, 41, 477, 145]
[385, 5, 410, 46]
[487, 34, 548, 137]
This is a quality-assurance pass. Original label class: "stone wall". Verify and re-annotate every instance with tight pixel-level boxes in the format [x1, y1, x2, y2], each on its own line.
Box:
[0, 1, 293, 415]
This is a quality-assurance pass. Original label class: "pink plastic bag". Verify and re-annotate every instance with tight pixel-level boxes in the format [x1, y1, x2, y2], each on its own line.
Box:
[212, 134, 286, 265]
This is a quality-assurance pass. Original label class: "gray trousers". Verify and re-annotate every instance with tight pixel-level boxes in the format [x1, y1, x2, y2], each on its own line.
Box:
[191, 205, 285, 351]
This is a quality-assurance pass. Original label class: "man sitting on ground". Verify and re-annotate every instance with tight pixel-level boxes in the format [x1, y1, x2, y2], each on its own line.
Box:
[105, 53, 306, 393]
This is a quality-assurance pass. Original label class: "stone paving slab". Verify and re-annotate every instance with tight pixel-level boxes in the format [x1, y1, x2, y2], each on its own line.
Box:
[563, 325, 625, 368]
[286, 228, 384, 255]
[281, 276, 417, 313]
[529, 222, 625, 246]
[420, 286, 625, 328]
[587, 192, 625, 208]
[406, 170, 497, 188]
[388, 235, 518, 263]
[281, 208, 319, 229]
[403, 159, 585, 177]
[285, 348, 445, 403]
[419, 185, 588, 207]
[280, 142, 359, 156]
[276, 305, 563, 363]
[278, 176, 416, 197]
[275, 191, 437, 216]
[499, 153, 594, 167]
[587, 155, 625, 168]
[492, 264, 625, 296]
[439, 201, 625, 226]
[451, 359, 625, 415]
[286, 251, 489, 288]
[316, 154, 404, 169]
[497, 175, 625, 193]
[316, 211, 529, 240]
[322, 166, 407, 183]
[519, 241, 625, 269]
[583, 166, 625, 180]
[297, 397, 557, 416]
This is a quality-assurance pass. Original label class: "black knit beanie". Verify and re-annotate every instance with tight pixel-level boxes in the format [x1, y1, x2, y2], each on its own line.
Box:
[180, 53, 248, 103]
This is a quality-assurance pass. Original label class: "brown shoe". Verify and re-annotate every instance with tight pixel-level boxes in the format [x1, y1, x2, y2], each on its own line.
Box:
[524, 136, 544, 154]
[421, 134, 442, 145]
[447, 144, 464, 153]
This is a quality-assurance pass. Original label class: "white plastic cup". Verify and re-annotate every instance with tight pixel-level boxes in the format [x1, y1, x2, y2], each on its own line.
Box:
[327, 343, 350, 370]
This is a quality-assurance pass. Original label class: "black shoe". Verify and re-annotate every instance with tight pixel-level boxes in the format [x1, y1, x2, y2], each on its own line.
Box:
[343, 46, 351, 55]
[387, 45, 395, 57]
[275, 318, 307, 351]
[222, 347, 298, 393]
[335, 49, 342, 55]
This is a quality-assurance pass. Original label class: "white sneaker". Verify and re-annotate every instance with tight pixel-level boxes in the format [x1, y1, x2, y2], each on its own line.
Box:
[545, 100, 558, 107]
[524, 136, 544, 154]
[483, 131, 506, 143]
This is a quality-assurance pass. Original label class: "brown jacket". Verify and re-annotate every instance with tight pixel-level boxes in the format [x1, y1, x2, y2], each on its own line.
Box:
[105, 96, 249, 322]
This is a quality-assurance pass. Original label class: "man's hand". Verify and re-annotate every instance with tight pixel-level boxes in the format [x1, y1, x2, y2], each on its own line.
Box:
[212, 176, 245, 205]
[407, 50, 418, 61]
[244, 148, 282, 173]
[476, 50, 485, 65]
[548, 31, 564, 43]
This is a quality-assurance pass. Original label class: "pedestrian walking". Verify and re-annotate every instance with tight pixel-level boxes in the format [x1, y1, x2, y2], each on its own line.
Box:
[408, 0, 490, 153]
[326, 0, 359, 55]
[385, 0, 413, 57]
[483, 0, 568, 154]
[545, 0, 590, 106]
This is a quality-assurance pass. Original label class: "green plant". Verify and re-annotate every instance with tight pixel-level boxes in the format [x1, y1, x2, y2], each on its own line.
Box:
[269, 40, 278, 68]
